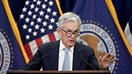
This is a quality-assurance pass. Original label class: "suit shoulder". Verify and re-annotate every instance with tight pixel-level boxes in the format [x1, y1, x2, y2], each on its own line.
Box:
[40, 40, 58, 46]
[77, 42, 93, 50]
[38, 41, 58, 51]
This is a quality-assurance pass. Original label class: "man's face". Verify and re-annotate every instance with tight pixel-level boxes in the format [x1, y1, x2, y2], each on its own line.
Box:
[57, 21, 80, 48]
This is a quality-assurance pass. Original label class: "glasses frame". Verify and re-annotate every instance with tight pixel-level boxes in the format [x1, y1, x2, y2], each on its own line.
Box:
[60, 28, 80, 37]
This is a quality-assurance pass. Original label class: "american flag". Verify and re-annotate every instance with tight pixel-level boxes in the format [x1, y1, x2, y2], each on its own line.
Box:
[17, 0, 61, 60]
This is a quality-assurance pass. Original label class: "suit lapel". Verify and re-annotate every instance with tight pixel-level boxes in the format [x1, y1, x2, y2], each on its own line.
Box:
[48, 41, 59, 70]
[73, 43, 82, 70]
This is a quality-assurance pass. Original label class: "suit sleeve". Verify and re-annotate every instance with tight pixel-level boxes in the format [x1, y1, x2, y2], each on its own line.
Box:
[86, 47, 100, 70]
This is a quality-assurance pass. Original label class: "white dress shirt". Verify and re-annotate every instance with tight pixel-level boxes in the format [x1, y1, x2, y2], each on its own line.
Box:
[58, 40, 74, 71]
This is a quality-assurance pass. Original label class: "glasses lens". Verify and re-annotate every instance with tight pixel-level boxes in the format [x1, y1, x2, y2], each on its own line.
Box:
[74, 31, 80, 36]
[67, 32, 72, 36]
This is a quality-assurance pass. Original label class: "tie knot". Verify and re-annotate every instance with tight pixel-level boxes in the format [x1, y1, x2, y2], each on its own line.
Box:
[64, 48, 69, 53]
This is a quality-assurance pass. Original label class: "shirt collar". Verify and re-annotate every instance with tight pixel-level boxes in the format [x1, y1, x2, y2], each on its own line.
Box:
[59, 40, 74, 52]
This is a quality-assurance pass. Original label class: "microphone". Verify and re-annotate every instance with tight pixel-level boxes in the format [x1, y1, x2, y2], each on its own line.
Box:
[78, 52, 97, 70]
[23, 54, 48, 70]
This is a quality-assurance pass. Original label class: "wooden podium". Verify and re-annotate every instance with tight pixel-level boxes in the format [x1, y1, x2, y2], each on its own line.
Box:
[7, 70, 111, 74]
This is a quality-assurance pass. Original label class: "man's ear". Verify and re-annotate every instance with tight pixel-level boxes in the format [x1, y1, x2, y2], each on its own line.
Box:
[56, 28, 61, 36]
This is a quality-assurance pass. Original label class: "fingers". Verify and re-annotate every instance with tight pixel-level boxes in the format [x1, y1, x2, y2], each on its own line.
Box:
[99, 53, 117, 63]
[98, 53, 117, 69]
[105, 53, 112, 58]
[98, 56, 102, 62]
[110, 56, 118, 63]
[109, 53, 114, 60]
[105, 53, 117, 63]
[101, 53, 110, 60]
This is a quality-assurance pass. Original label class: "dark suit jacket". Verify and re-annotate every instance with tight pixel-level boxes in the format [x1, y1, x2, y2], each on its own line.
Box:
[23, 40, 99, 70]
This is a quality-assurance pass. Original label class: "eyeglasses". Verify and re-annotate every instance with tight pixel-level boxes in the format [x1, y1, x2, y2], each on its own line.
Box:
[60, 28, 80, 37]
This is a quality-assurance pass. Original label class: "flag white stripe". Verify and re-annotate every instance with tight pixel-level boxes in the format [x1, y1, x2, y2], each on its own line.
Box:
[124, 23, 132, 48]
[29, 40, 38, 55]
[41, 35, 50, 43]
[54, 31, 60, 41]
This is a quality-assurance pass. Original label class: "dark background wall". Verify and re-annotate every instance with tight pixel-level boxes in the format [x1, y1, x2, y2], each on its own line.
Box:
[8, 0, 132, 30]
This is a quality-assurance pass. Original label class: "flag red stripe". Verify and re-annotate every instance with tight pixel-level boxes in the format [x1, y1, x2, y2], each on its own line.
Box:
[24, 43, 33, 60]
[36, 37, 43, 47]
[48, 33, 56, 42]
